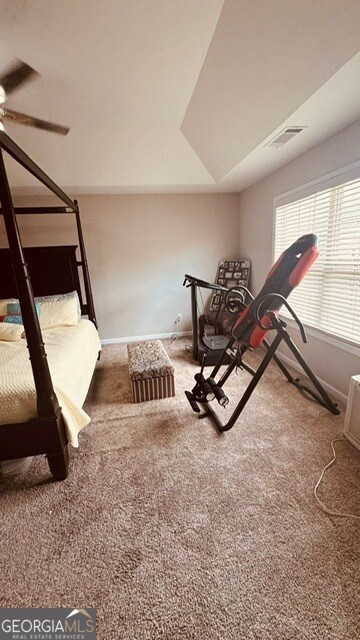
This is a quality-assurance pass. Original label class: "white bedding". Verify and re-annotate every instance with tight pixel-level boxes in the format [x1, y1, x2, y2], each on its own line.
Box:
[0, 319, 101, 447]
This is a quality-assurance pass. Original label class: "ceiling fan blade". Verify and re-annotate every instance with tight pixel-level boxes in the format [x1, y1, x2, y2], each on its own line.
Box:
[3, 108, 70, 135]
[0, 59, 40, 96]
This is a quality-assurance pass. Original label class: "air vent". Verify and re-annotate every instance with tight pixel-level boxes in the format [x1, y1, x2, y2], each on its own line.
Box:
[266, 126, 306, 148]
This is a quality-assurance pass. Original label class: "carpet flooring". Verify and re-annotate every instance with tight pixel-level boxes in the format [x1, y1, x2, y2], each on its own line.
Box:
[1, 339, 360, 640]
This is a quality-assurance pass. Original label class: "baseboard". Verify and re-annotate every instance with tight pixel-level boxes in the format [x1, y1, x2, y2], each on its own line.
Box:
[276, 351, 348, 405]
[101, 334, 347, 403]
[101, 330, 192, 345]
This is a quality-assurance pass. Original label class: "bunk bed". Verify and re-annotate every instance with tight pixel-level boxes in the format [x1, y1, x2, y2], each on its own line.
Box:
[0, 131, 99, 480]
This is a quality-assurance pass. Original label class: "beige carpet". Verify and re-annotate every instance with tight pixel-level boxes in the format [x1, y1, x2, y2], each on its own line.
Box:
[1, 339, 360, 639]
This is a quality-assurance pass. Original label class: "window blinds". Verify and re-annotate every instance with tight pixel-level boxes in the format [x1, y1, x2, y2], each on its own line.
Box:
[274, 177, 360, 347]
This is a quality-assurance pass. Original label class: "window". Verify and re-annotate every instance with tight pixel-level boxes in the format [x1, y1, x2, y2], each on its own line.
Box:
[274, 177, 360, 347]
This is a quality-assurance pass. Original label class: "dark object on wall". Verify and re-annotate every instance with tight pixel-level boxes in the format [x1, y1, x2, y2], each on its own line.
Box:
[209, 258, 251, 312]
[0, 131, 97, 480]
[198, 258, 251, 352]
[185, 234, 340, 432]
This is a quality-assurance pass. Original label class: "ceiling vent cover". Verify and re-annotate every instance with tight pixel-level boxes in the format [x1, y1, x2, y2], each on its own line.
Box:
[266, 126, 306, 148]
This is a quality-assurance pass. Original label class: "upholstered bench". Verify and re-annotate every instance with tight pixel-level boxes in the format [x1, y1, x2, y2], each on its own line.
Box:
[127, 340, 175, 403]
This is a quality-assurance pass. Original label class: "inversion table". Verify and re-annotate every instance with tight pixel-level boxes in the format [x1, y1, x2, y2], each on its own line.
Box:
[185, 234, 340, 432]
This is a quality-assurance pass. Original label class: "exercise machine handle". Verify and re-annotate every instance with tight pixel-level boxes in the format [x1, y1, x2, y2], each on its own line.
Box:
[225, 285, 254, 314]
[183, 274, 228, 293]
[254, 293, 308, 343]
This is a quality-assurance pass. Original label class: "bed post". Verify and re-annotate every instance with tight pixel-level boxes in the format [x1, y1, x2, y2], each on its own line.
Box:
[0, 149, 60, 418]
[74, 199, 97, 328]
[0, 148, 69, 479]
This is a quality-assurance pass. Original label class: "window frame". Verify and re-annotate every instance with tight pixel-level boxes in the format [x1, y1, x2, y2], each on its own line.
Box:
[272, 159, 360, 357]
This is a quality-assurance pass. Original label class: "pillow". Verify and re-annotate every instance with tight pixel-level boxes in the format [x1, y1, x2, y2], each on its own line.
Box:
[35, 291, 81, 320]
[35, 291, 80, 329]
[7, 301, 41, 317]
[0, 322, 24, 341]
[0, 298, 17, 315]
[3, 291, 80, 330]
[0, 315, 23, 325]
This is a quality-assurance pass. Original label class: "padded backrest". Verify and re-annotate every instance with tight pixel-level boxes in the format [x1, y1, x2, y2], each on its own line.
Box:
[232, 234, 319, 347]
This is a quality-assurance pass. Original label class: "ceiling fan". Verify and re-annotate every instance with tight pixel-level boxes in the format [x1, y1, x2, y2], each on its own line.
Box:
[0, 59, 70, 135]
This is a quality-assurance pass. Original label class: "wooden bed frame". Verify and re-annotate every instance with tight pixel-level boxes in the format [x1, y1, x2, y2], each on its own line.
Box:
[0, 132, 97, 480]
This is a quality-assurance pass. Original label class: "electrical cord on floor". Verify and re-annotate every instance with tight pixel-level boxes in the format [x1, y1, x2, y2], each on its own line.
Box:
[314, 436, 360, 520]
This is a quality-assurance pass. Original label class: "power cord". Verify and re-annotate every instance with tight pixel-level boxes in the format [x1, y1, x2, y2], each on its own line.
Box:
[169, 333, 179, 347]
[314, 436, 360, 519]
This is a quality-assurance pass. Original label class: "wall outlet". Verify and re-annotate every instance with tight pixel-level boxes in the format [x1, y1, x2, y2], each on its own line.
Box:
[174, 313, 182, 324]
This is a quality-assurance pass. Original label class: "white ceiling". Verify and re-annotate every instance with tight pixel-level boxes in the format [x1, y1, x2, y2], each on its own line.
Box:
[1, 0, 360, 195]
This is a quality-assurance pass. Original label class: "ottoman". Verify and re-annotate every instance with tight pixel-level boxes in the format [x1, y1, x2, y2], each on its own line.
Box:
[127, 340, 175, 403]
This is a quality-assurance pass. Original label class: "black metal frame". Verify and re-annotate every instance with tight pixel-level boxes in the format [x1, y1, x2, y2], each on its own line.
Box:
[186, 289, 340, 433]
[0, 131, 97, 480]
[185, 235, 341, 432]
[183, 274, 244, 366]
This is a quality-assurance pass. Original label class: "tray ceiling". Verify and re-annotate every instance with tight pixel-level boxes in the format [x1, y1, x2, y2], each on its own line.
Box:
[1, 0, 360, 194]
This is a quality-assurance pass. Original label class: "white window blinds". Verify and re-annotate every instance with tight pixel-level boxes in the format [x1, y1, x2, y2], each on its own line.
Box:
[274, 177, 360, 347]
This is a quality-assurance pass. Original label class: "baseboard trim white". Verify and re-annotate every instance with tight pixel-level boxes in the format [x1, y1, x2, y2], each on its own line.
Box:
[101, 330, 192, 345]
[276, 351, 347, 405]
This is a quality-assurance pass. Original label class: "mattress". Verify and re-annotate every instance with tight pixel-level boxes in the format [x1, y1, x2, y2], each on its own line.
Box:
[0, 319, 101, 447]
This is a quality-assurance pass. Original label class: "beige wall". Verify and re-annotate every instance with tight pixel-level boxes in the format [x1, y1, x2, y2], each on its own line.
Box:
[0, 193, 241, 341]
[2, 122, 358, 398]
[238, 118, 360, 398]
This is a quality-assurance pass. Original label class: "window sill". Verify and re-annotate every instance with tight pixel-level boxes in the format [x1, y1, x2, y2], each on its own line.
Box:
[279, 315, 360, 357]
